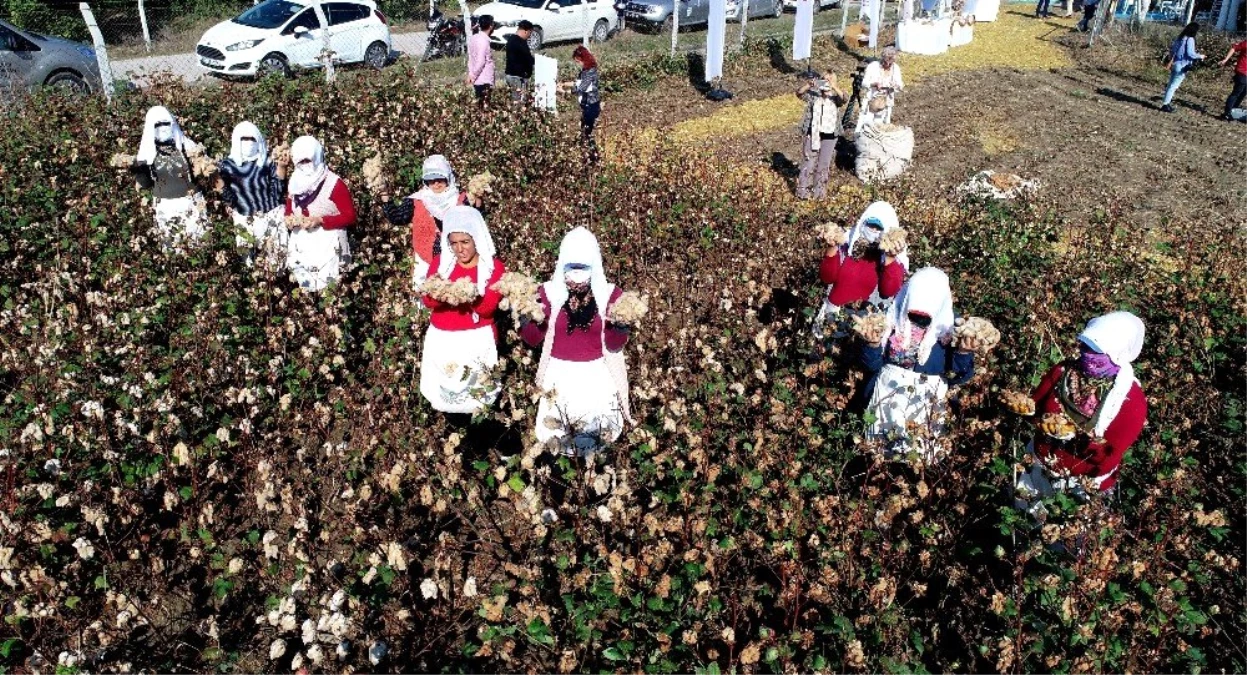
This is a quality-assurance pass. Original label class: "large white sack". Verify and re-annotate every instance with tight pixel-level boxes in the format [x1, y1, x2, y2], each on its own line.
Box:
[856, 124, 914, 182]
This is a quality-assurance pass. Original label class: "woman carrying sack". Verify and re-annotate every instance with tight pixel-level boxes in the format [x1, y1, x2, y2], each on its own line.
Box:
[417, 206, 506, 415]
[521, 227, 635, 456]
[795, 74, 847, 200]
[130, 106, 208, 245]
[1004, 312, 1148, 519]
[284, 136, 357, 292]
[218, 121, 288, 264]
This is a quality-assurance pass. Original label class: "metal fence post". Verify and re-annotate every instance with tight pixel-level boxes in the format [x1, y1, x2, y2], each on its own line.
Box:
[582, 0, 590, 47]
[738, 0, 750, 47]
[317, 0, 337, 83]
[78, 3, 115, 100]
[138, 0, 152, 52]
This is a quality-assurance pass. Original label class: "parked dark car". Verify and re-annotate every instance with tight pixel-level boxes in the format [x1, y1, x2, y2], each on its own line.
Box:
[0, 19, 103, 95]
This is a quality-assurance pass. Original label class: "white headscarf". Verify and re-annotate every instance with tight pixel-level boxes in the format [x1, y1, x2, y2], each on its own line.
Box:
[409, 155, 461, 220]
[136, 106, 192, 164]
[436, 206, 496, 295]
[228, 121, 268, 165]
[882, 266, 955, 366]
[1078, 311, 1145, 438]
[288, 135, 328, 198]
[543, 227, 614, 319]
[844, 200, 910, 271]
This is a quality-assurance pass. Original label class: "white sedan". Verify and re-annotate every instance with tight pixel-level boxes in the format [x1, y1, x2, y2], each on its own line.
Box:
[474, 0, 620, 50]
[197, 0, 392, 78]
[782, 0, 840, 10]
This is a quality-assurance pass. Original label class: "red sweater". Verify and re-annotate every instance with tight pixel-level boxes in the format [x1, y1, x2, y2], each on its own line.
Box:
[819, 251, 904, 306]
[1031, 364, 1147, 492]
[421, 256, 506, 336]
[285, 179, 356, 230]
[520, 286, 629, 361]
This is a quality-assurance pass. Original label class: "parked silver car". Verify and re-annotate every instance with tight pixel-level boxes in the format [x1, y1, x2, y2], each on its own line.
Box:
[0, 19, 103, 95]
[618, 0, 782, 32]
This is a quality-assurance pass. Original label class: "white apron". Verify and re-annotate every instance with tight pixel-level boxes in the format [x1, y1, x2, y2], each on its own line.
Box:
[419, 324, 500, 414]
[1013, 449, 1114, 522]
[535, 356, 627, 452]
[288, 228, 349, 291]
[866, 363, 949, 462]
[154, 194, 207, 243]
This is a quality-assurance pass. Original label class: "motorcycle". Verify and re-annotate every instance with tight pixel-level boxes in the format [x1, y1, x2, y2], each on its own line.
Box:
[422, 8, 468, 62]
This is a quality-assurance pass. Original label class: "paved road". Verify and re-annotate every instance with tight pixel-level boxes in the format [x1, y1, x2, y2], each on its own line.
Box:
[110, 30, 429, 84]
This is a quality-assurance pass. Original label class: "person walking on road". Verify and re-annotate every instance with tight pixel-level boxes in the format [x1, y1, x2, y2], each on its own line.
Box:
[505, 20, 536, 104]
[466, 15, 496, 106]
[1161, 22, 1205, 113]
[1218, 38, 1247, 121]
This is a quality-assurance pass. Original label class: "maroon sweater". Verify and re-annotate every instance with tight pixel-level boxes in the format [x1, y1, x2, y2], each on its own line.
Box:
[1031, 363, 1147, 492]
[819, 250, 904, 306]
[521, 286, 629, 361]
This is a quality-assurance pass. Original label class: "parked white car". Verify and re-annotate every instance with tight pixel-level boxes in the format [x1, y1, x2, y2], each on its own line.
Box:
[473, 0, 620, 50]
[197, 0, 392, 78]
[781, 0, 839, 10]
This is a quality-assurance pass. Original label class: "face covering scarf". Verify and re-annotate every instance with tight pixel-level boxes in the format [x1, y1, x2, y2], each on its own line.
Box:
[155, 125, 174, 143]
[240, 140, 258, 160]
[1078, 350, 1119, 379]
[564, 279, 598, 334]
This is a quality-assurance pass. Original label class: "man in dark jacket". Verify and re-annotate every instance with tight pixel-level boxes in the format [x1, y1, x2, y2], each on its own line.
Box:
[505, 20, 535, 104]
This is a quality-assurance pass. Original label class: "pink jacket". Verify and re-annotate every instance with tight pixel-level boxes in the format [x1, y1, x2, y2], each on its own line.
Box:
[467, 32, 494, 86]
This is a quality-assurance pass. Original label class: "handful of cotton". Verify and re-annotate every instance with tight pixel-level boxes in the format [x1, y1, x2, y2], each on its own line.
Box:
[185, 143, 218, 180]
[109, 152, 136, 170]
[816, 222, 848, 247]
[851, 311, 889, 343]
[607, 292, 648, 327]
[466, 172, 496, 204]
[361, 152, 390, 195]
[491, 272, 545, 323]
[421, 276, 479, 306]
[879, 226, 908, 256]
[953, 317, 1001, 354]
[1038, 412, 1076, 440]
[1000, 390, 1036, 416]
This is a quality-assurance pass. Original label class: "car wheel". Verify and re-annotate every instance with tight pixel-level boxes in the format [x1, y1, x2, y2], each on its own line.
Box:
[527, 26, 544, 50]
[364, 40, 388, 69]
[258, 53, 290, 78]
[593, 18, 610, 41]
[44, 70, 89, 95]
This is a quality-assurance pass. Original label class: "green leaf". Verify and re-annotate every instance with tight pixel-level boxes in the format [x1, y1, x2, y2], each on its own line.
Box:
[603, 647, 625, 661]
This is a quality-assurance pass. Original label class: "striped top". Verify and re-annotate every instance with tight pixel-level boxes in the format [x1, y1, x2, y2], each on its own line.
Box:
[573, 67, 600, 107]
[219, 158, 284, 216]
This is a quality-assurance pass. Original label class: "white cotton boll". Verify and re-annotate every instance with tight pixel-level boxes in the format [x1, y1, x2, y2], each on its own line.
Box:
[369, 641, 387, 666]
[302, 619, 316, 645]
[541, 508, 558, 524]
[306, 644, 324, 664]
[262, 531, 280, 559]
[596, 505, 613, 523]
[336, 640, 350, 660]
[420, 578, 438, 600]
[279, 613, 297, 632]
[290, 652, 303, 672]
[385, 541, 407, 571]
[328, 612, 348, 638]
[228, 558, 243, 575]
[463, 577, 478, 598]
[269, 639, 286, 660]
[43, 459, 61, 476]
[72, 537, 94, 561]
[329, 589, 346, 611]
[362, 566, 377, 585]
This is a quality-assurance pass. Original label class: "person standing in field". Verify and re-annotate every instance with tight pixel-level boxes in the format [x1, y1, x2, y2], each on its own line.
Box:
[813, 201, 908, 345]
[1218, 37, 1247, 121]
[1161, 22, 1205, 113]
[856, 48, 903, 133]
[218, 121, 288, 265]
[466, 14, 496, 106]
[130, 106, 208, 245]
[1076, 0, 1099, 31]
[378, 155, 481, 279]
[505, 20, 536, 105]
[284, 136, 357, 292]
[795, 74, 846, 200]
[1006, 312, 1148, 517]
[562, 45, 602, 164]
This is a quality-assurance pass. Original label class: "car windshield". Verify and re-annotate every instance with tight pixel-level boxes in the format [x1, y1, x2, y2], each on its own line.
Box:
[499, 0, 550, 7]
[234, 0, 306, 29]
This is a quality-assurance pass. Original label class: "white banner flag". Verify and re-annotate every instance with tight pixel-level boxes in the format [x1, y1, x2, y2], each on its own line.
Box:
[793, 0, 814, 61]
[868, 0, 882, 48]
[532, 55, 558, 112]
[706, 0, 727, 81]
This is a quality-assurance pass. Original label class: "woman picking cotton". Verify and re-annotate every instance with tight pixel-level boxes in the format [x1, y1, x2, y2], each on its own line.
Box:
[813, 201, 909, 350]
[376, 155, 488, 280]
[218, 121, 288, 265]
[125, 106, 210, 244]
[519, 227, 642, 456]
[1003, 312, 1147, 520]
[853, 267, 997, 462]
[284, 136, 357, 292]
[417, 206, 506, 415]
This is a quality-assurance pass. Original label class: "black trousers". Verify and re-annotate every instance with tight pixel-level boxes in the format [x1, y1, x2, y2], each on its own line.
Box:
[1225, 73, 1247, 118]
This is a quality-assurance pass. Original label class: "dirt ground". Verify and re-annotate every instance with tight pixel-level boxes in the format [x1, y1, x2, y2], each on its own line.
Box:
[601, 24, 1247, 228]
